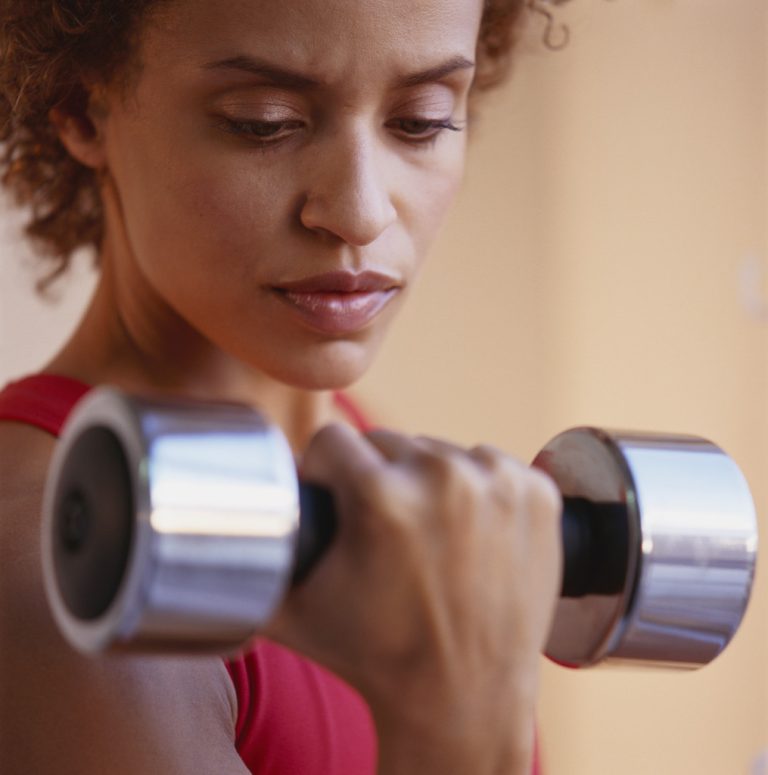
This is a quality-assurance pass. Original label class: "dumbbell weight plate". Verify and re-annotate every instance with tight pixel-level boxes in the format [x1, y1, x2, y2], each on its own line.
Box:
[42, 388, 301, 654]
[534, 428, 757, 669]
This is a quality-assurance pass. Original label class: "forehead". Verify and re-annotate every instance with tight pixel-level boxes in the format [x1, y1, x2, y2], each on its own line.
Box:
[142, 0, 483, 85]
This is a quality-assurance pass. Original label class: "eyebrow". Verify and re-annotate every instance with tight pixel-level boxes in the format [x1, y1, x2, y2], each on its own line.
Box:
[201, 54, 475, 90]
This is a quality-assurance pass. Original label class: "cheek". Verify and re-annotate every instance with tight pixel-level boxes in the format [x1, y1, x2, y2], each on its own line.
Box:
[148, 159, 280, 255]
[114, 132, 291, 297]
[405, 148, 466, 256]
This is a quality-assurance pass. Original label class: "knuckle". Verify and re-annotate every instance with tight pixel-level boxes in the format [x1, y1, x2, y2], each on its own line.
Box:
[413, 447, 456, 480]
[316, 420, 353, 444]
[353, 463, 397, 510]
[365, 428, 400, 448]
[365, 428, 413, 461]
[479, 451, 528, 505]
[479, 447, 527, 480]
[421, 450, 487, 508]
[469, 443, 505, 468]
[403, 439, 457, 480]
[352, 465, 417, 537]
[304, 423, 336, 457]
[482, 461, 561, 527]
[525, 468, 563, 521]
[525, 472, 564, 578]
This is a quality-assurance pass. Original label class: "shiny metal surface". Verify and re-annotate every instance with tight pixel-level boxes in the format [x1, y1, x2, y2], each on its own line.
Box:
[42, 388, 299, 654]
[44, 399, 758, 667]
[535, 428, 757, 669]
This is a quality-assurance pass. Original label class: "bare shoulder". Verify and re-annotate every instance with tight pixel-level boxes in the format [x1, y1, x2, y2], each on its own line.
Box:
[0, 422, 57, 595]
[0, 422, 247, 775]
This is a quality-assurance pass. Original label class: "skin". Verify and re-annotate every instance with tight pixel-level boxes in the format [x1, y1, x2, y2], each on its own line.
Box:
[49, 0, 478, 445]
[0, 1, 562, 773]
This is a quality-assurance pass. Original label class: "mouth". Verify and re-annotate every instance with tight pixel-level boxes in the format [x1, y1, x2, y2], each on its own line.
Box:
[272, 271, 401, 336]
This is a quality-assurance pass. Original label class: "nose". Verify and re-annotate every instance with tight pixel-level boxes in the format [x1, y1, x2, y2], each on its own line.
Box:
[299, 129, 397, 246]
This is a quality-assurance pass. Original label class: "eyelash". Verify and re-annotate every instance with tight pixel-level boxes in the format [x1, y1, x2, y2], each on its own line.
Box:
[387, 118, 463, 145]
[216, 116, 463, 148]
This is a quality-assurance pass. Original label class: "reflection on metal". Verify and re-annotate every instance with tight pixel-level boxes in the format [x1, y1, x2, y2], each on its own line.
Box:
[534, 428, 758, 669]
[42, 389, 300, 654]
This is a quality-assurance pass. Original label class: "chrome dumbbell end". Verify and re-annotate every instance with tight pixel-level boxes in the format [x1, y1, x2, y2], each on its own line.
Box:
[42, 388, 303, 655]
[535, 428, 758, 669]
[44, 420, 134, 640]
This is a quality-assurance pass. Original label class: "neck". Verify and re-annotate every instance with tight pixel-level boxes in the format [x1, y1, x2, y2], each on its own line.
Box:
[45, 249, 334, 453]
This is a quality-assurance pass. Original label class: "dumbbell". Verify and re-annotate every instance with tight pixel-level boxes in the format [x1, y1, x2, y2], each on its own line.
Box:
[41, 388, 758, 668]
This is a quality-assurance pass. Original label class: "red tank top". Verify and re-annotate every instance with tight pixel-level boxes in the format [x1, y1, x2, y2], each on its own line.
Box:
[0, 373, 541, 775]
[0, 374, 375, 774]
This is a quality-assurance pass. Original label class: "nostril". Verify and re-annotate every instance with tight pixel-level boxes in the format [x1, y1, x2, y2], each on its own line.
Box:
[298, 149, 397, 246]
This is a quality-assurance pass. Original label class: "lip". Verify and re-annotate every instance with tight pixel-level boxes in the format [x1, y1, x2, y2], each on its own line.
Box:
[272, 271, 401, 335]
[276, 270, 400, 294]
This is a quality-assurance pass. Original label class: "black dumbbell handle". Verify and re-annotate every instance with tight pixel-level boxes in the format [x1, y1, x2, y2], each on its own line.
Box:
[294, 485, 630, 598]
[559, 497, 630, 597]
[293, 484, 339, 584]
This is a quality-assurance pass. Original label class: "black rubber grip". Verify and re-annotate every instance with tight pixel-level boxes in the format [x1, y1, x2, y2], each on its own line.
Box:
[560, 497, 630, 598]
[293, 487, 630, 598]
[293, 483, 339, 584]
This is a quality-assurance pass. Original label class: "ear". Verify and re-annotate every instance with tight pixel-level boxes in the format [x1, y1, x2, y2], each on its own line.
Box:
[49, 82, 109, 169]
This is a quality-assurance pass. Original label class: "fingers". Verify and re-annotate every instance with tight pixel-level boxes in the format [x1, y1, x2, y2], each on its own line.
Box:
[299, 422, 384, 485]
[283, 422, 564, 743]
[301, 424, 561, 539]
[301, 425, 467, 487]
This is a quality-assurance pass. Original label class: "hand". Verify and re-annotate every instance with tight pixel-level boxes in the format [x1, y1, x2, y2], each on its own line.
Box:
[266, 424, 562, 775]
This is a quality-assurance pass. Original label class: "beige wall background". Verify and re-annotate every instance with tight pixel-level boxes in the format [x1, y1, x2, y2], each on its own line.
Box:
[360, 1, 768, 773]
[1, 1, 766, 772]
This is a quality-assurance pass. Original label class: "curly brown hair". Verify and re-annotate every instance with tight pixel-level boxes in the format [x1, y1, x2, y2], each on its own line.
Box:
[0, 0, 528, 285]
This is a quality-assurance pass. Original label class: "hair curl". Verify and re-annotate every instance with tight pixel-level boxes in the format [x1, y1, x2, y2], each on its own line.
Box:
[0, 0, 528, 285]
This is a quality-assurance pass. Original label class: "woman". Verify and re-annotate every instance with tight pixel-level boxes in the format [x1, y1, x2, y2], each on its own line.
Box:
[0, 1, 562, 773]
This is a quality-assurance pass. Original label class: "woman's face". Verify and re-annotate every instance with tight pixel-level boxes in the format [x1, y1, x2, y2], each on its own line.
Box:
[96, 0, 483, 389]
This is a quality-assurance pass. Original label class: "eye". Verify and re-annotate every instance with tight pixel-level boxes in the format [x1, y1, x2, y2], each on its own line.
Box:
[217, 117, 304, 145]
[386, 117, 463, 144]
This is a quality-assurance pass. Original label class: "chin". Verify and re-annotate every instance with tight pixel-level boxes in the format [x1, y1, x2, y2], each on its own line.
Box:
[261, 339, 379, 392]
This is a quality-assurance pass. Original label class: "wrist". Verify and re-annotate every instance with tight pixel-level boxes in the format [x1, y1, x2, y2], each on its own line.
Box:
[371, 693, 536, 775]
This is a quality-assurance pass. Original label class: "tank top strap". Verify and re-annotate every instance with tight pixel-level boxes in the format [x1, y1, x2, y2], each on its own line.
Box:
[0, 373, 371, 438]
[332, 390, 374, 432]
[0, 374, 91, 436]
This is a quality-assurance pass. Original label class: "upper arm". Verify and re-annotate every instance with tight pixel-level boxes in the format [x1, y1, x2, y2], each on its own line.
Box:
[0, 423, 249, 775]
